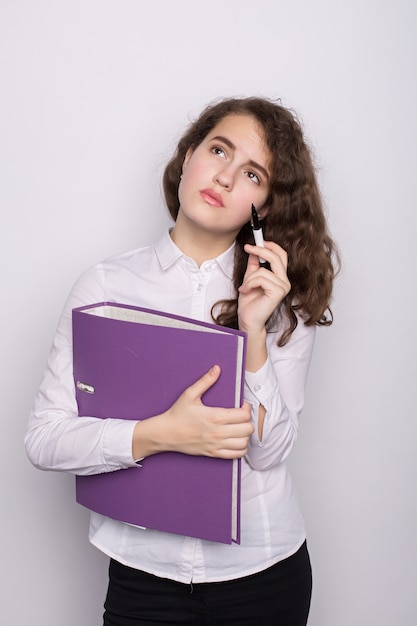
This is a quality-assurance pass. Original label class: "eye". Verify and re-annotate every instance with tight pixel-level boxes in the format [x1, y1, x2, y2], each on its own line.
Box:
[211, 145, 226, 158]
[246, 171, 261, 185]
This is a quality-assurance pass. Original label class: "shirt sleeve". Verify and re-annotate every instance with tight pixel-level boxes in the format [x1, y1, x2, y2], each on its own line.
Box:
[243, 315, 316, 471]
[25, 266, 139, 475]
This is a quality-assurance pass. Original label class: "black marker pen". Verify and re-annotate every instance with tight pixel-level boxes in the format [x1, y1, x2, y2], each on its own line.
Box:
[251, 204, 271, 270]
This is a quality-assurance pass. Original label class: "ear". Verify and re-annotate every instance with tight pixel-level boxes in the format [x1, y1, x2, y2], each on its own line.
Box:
[182, 147, 193, 173]
[257, 204, 270, 220]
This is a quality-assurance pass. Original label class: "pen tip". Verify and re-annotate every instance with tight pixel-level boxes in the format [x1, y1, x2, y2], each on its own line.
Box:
[251, 204, 259, 227]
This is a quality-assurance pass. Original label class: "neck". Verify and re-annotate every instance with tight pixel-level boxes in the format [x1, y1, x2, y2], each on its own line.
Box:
[170, 213, 236, 266]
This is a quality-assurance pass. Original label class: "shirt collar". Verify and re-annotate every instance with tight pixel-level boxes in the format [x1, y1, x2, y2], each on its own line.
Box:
[155, 230, 235, 280]
[154, 230, 184, 270]
[214, 242, 235, 280]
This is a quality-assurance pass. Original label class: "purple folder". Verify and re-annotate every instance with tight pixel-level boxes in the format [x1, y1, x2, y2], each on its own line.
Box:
[72, 302, 247, 544]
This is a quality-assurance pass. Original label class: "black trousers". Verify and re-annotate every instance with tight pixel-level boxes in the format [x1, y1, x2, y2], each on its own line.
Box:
[103, 541, 312, 625]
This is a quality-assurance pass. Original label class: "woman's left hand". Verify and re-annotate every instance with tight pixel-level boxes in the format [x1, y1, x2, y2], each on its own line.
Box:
[238, 241, 291, 438]
[238, 241, 291, 334]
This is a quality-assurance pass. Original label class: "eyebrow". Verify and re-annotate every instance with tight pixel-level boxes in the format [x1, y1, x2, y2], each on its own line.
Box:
[211, 135, 270, 181]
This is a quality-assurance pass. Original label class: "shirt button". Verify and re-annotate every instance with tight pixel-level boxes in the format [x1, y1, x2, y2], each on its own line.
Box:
[197, 283, 204, 291]
[254, 384, 261, 392]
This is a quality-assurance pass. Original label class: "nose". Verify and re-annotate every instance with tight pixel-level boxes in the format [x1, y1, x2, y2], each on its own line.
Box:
[213, 163, 235, 190]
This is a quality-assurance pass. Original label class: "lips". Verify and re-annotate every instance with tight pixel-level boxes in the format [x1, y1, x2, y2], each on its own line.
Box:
[200, 188, 224, 207]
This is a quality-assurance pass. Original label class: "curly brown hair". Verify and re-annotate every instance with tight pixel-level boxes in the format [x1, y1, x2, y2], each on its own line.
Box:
[163, 97, 339, 346]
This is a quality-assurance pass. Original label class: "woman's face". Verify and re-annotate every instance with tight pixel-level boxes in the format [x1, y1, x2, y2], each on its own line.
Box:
[177, 114, 271, 240]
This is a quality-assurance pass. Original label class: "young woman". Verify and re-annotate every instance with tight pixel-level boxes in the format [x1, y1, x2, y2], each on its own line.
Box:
[26, 96, 338, 625]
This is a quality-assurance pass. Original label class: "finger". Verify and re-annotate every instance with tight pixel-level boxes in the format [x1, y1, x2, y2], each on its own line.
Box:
[244, 245, 275, 272]
[218, 406, 253, 425]
[241, 252, 261, 281]
[263, 241, 288, 270]
[241, 255, 290, 292]
[240, 266, 284, 292]
[244, 242, 288, 272]
[217, 438, 251, 458]
[240, 272, 290, 299]
[185, 365, 221, 401]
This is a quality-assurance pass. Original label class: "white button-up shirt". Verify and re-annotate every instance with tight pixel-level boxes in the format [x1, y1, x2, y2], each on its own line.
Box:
[25, 231, 315, 583]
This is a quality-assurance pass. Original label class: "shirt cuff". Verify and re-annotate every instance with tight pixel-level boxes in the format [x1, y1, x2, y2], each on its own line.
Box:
[102, 418, 139, 470]
[244, 357, 278, 408]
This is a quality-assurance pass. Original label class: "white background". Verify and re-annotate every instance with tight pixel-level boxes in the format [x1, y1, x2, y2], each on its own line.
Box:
[1, 1, 416, 624]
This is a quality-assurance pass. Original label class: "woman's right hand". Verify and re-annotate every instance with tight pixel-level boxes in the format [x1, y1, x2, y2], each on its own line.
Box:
[132, 365, 253, 461]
